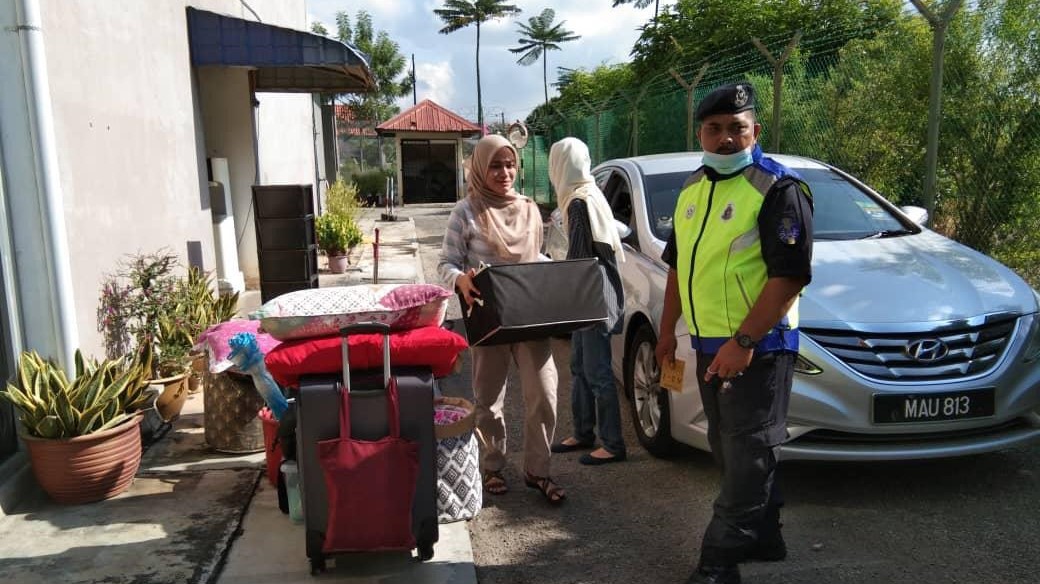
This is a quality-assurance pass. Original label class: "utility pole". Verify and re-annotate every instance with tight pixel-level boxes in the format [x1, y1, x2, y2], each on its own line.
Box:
[500, 111, 505, 129]
[411, 54, 417, 105]
[910, 0, 962, 220]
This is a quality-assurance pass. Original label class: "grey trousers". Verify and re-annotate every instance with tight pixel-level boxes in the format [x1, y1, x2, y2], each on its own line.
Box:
[471, 339, 558, 478]
[696, 351, 793, 565]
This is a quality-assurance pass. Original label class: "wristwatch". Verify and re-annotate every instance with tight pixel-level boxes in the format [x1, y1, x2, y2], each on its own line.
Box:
[734, 332, 756, 349]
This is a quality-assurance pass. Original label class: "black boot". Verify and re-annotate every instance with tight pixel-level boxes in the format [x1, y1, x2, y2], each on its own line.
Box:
[685, 564, 741, 584]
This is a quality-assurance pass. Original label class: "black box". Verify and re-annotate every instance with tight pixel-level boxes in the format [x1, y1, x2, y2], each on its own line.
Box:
[460, 259, 608, 346]
[260, 275, 318, 304]
[257, 216, 316, 249]
[253, 185, 314, 218]
[259, 247, 318, 282]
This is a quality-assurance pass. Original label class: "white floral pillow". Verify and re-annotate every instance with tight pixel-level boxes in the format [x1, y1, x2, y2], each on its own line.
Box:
[250, 284, 452, 340]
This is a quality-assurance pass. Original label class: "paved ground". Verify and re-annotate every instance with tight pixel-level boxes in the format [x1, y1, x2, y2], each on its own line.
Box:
[0, 205, 477, 584]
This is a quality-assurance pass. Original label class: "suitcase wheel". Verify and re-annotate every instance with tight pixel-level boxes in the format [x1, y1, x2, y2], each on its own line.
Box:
[417, 540, 435, 562]
[309, 556, 326, 575]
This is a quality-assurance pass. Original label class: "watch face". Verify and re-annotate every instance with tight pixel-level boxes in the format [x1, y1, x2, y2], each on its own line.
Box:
[736, 334, 755, 348]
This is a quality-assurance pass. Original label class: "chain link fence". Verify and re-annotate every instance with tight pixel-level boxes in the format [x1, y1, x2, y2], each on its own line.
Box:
[516, 6, 1040, 288]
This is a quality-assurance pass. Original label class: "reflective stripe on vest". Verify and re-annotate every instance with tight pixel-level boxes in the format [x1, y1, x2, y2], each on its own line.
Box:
[672, 162, 800, 354]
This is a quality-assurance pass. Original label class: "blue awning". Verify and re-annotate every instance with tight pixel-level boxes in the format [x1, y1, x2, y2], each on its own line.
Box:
[186, 7, 374, 94]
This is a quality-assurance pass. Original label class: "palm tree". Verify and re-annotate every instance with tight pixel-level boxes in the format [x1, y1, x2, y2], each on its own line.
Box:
[435, 0, 522, 132]
[612, 0, 660, 25]
[509, 9, 581, 106]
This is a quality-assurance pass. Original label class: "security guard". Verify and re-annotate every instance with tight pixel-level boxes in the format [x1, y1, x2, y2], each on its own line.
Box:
[656, 82, 814, 584]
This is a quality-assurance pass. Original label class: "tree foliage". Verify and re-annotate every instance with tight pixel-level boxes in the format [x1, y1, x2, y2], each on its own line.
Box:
[328, 11, 413, 126]
[510, 9, 580, 106]
[630, 0, 902, 80]
[612, 0, 661, 25]
[435, 0, 522, 130]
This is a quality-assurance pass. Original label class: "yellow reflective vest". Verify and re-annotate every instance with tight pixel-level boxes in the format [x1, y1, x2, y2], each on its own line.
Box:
[672, 155, 807, 354]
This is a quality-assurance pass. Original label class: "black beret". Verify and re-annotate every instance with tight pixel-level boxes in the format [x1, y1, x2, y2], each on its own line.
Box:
[695, 82, 756, 121]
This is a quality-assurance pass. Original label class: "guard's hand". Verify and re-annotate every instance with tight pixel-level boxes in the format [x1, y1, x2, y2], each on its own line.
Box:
[704, 339, 754, 384]
[455, 269, 481, 307]
[655, 333, 677, 369]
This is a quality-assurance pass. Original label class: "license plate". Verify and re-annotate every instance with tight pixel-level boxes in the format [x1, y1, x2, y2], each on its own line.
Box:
[873, 388, 995, 424]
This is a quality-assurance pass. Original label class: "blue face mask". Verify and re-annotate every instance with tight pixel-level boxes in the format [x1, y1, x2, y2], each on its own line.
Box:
[702, 146, 754, 175]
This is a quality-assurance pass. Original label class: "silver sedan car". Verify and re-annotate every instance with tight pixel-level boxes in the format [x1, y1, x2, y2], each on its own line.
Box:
[545, 152, 1040, 461]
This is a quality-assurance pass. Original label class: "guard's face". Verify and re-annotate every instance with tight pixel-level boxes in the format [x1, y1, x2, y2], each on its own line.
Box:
[697, 111, 761, 154]
[487, 147, 517, 195]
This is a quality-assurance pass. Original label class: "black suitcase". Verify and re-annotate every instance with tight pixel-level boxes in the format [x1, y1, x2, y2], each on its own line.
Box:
[460, 258, 609, 346]
[296, 323, 439, 574]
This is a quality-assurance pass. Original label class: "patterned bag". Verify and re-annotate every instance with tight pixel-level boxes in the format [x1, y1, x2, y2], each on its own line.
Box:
[434, 398, 481, 523]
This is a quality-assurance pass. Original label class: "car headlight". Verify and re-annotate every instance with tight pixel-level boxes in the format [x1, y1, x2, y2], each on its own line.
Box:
[793, 353, 823, 375]
[1023, 306, 1040, 364]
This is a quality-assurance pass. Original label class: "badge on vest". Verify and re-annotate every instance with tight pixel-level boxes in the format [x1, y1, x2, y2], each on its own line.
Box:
[685, 204, 696, 219]
[778, 216, 801, 245]
[720, 202, 734, 222]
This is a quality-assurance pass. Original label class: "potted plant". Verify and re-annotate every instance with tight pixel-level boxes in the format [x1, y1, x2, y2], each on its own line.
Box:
[172, 267, 240, 394]
[97, 250, 237, 423]
[316, 212, 363, 274]
[1, 348, 153, 504]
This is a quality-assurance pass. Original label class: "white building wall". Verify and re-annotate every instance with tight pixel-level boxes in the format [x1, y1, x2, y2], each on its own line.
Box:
[28, 0, 317, 355]
[41, 1, 213, 358]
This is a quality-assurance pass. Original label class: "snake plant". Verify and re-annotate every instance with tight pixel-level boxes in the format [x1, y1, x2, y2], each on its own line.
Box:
[1, 346, 154, 439]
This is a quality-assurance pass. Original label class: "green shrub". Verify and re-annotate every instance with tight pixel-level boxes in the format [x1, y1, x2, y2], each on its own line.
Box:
[316, 213, 363, 255]
[352, 168, 394, 199]
[325, 179, 361, 220]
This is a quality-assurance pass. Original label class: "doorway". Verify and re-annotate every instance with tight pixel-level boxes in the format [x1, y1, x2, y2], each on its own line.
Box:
[401, 140, 458, 203]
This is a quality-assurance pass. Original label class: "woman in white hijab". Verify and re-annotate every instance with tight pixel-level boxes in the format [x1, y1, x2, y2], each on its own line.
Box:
[438, 134, 565, 505]
[547, 137, 627, 465]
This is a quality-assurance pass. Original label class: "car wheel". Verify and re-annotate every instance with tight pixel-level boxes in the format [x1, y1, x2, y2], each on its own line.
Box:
[625, 324, 676, 458]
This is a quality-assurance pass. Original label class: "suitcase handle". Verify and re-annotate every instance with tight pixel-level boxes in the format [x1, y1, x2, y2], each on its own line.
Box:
[340, 323, 391, 336]
[339, 323, 391, 392]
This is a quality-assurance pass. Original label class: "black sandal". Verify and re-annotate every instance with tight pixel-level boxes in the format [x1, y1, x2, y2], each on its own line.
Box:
[483, 471, 508, 495]
[524, 472, 566, 505]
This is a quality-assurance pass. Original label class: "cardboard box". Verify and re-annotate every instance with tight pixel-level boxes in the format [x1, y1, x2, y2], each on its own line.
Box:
[460, 258, 608, 346]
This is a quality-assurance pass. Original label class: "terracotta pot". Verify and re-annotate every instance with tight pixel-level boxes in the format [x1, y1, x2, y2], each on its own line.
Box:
[23, 415, 143, 505]
[328, 254, 350, 274]
[152, 372, 190, 423]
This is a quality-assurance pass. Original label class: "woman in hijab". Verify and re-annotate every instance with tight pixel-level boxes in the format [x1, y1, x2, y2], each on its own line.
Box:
[547, 137, 627, 465]
[438, 134, 565, 505]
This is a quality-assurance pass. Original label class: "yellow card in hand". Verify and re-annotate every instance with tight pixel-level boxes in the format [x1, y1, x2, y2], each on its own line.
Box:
[660, 358, 685, 393]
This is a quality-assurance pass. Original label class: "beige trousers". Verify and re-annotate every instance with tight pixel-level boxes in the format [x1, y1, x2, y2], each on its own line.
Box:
[471, 339, 558, 478]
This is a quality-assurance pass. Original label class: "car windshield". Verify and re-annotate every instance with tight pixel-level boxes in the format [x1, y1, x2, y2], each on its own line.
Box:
[643, 167, 912, 242]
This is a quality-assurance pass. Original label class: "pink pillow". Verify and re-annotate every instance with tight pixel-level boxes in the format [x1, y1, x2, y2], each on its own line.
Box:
[265, 326, 468, 387]
[195, 319, 282, 373]
[249, 284, 452, 341]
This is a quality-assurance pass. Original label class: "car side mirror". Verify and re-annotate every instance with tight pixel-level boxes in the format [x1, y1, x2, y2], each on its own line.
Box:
[901, 205, 929, 226]
[615, 219, 633, 240]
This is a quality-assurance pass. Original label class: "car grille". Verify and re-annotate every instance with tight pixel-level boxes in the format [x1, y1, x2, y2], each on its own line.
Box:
[802, 314, 1018, 382]
[795, 418, 1029, 444]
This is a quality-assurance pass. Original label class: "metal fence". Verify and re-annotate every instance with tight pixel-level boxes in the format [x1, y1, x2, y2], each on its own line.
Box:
[516, 6, 1040, 288]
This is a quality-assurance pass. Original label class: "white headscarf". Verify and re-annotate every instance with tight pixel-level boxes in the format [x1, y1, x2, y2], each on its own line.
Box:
[548, 137, 624, 262]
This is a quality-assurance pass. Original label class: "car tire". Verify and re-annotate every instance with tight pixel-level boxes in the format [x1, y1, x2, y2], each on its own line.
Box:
[625, 324, 677, 458]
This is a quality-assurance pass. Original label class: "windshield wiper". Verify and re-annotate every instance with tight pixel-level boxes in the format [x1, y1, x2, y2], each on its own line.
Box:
[862, 229, 913, 239]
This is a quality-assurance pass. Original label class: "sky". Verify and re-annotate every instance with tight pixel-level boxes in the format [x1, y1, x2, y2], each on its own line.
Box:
[305, 0, 678, 125]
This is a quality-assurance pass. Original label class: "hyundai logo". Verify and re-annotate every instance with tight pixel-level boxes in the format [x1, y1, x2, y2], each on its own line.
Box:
[906, 339, 949, 362]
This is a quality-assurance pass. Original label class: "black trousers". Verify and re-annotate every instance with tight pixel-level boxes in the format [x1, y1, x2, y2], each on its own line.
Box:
[695, 351, 794, 565]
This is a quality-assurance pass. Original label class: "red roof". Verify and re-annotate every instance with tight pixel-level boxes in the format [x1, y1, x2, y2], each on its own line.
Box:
[334, 105, 377, 137]
[376, 99, 482, 135]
